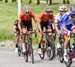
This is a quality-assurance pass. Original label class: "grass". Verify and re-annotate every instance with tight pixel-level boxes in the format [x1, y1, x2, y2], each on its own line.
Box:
[0, 0, 75, 44]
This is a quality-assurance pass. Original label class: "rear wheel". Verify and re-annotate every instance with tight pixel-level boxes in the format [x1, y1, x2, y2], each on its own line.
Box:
[18, 46, 22, 56]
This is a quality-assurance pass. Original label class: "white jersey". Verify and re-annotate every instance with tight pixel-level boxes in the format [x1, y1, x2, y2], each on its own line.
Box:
[54, 13, 62, 23]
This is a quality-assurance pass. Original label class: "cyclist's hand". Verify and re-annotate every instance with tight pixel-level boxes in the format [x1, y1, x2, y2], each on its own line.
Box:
[34, 30, 37, 38]
[20, 30, 22, 35]
[68, 31, 71, 36]
[40, 31, 43, 35]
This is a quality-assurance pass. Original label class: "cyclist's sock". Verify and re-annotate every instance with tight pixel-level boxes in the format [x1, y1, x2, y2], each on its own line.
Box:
[38, 43, 41, 48]
[22, 43, 26, 52]
[64, 49, 67, 56]
[73, 43, 75, 50]
[63, 49, 68, 62]
[16, 44, 18, 48]
[22, 43, 25, 48]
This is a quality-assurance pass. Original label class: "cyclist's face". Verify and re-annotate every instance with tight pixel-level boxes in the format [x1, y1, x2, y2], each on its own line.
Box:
[60, 11, 66, 16]
[25, 12, 30, 15]
[45, 11, 53, 15]
[70, 14, 75, 18]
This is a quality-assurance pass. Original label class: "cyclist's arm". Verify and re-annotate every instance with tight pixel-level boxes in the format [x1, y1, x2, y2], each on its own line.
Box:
[18, 12, 24, 33]
[50, 14, 55, 30]
[37, 13, 44, 32]
[18, 19, 22, 32]
[62, 15, 69, 33]
[13, 24, 17, 31]
[31, 12, 37, 31]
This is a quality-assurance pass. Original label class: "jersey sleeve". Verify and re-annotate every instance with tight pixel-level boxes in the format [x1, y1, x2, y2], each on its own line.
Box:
[61, 14, 69, 24]
[54, 15, 58, 23]
[50, 14, 54, 23]
[31, 11, 37, 22]
[38, 12, 44, 23]
[18, 11, 24, 23]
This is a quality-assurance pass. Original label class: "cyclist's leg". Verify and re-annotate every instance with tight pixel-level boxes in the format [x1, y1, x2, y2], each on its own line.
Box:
[20, 22, 27, 52]
[45, 21, 52, 41]
[14, 28, 20, 52]
[38, 22, 44, 54]
[63, 24, 73, 62]
[27, 21, 33, 40]
[63, 33, 69, 62]
[71, 26, 75, 49]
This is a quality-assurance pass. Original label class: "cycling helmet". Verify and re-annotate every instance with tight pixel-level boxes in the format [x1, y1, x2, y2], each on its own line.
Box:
[69, 6, 75, 15]
[45, 6, 53, 12]
[59, 5, 67, 11]
[23, 5, 31, 13]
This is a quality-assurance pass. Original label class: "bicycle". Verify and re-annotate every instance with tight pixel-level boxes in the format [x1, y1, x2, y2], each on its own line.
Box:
[23, 31, 36, 64]
[14, 31, 23, 57]
[56, 34, 64, 63]
[64, 33, 75, 67]
[38, 31, 55, 60]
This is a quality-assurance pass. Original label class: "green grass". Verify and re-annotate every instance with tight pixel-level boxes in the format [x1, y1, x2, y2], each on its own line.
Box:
[0, 0, 75, 43]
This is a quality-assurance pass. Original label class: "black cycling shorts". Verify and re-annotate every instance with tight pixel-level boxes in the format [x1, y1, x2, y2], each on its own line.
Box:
[40, 20, 53, 31]
[20, 20, 33, 31]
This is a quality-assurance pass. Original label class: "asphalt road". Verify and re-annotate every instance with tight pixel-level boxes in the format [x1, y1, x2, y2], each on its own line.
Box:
[0, 48, 75, 67]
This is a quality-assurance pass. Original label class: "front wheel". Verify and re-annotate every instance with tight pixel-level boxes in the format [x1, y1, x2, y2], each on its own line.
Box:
[39, 48, 46, 60]
[47, 42, 55, 60]
[57, 48, 64, 63]
[65, 59, 72, 67]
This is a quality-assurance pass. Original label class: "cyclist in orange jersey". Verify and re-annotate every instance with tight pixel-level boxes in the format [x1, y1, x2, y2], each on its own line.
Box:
[37, 6, 55, 54]
[18, 5, 37, 53]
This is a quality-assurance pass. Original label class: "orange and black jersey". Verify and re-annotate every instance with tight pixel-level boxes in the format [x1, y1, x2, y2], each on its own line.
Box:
[18, 11, 36, 22]
[38, 12, 54, 23]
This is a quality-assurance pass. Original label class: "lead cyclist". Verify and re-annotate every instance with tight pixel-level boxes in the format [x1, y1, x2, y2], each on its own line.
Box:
[59, 6, 75, 62]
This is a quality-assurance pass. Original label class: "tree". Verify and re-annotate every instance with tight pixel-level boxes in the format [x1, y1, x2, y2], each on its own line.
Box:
[12, 0, 15, 2]
[5, 0, 8, 2]
[49, 0, 52, 5]
[29, 0, 32, 4]
[63, 0, 66, 4]
[46, 0, 52, 5]
[63, 0, 70, 4]
[37, 0, 40, 5]
[67, 0, 70, 4]
[46, 0, 48, 4]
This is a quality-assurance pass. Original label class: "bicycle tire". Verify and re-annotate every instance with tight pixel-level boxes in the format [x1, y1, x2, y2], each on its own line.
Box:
[39, 48, 45, 60]
[30, 45, 34, 64]
[39, 40, 46, 60]
[47, 41, 55, 60]
[57, 48, 64, 63]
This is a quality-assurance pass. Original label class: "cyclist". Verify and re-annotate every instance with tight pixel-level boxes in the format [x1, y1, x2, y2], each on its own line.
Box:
[60, 6, 75, 62]
[13, 20, 20, 52]
[18, 5, 37, 53]
[55, 5, 67, 33]
[37, 5, 55, 54]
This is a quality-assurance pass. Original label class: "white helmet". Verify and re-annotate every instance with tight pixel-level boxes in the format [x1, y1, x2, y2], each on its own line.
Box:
[59, 5, 67, 11]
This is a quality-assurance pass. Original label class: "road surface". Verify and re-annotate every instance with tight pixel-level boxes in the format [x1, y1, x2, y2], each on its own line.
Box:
[0, 48, 75, 67]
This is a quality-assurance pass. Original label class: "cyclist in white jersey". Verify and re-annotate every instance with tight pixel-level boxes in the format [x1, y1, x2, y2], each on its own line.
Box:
[55, 5, 67, 32]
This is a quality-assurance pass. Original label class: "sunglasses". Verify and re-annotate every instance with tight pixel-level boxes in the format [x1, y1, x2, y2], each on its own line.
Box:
[61, 11, 66, 12]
